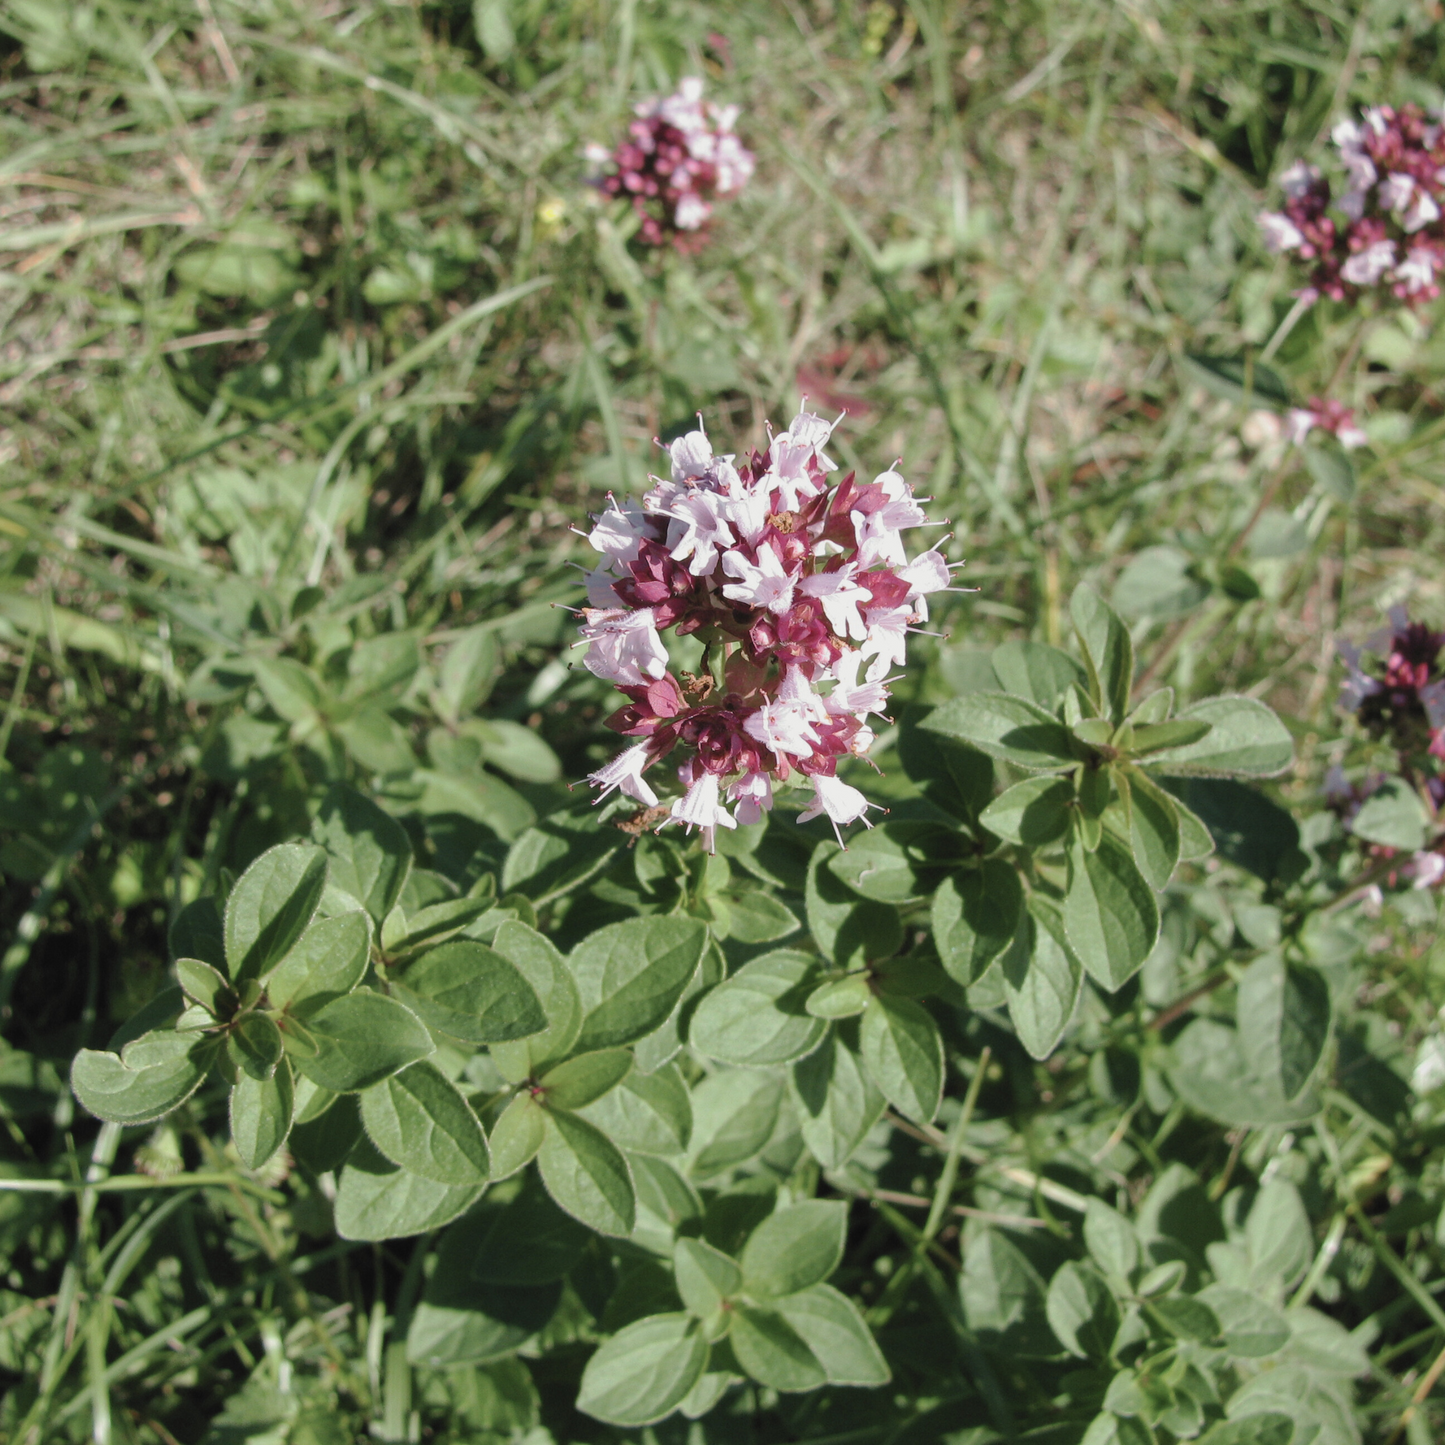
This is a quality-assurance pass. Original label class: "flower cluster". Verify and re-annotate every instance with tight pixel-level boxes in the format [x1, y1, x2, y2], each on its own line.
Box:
[577, 411, 956, 849]
[1258, 104, 1445, 305]
[588, 78, 755, 249]
[1334, 608, 1445, 889]
[1284, 396, 1367, 450]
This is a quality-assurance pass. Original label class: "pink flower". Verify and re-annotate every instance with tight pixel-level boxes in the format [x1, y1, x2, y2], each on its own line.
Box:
[799, 774, 878, 843]
[588, 743, 659, 806]
[577, 409, 949, 849]
[580, 608, 670, 685]
[722, 543, 796, 614]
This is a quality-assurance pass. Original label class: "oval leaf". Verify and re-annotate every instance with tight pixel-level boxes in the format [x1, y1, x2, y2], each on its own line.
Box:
[568, 917, 707, 1051]
[690, 950, 828, 1066]
[359, 1060, 490, 1185]
[224, 843, 329, 983]
[537, 1108, 636, 1237]
[293, 990, 434, 1092]
[859, 994, 943, 1125]
[577, 1313, 708, 1427]
[392, 940, 546, 1045]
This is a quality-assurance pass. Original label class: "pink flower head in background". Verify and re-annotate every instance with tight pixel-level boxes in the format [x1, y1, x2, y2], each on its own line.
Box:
[1338, 607, 1445, 811]
[1257, 104, 1445, 306]
[1284, 396, 1367, 450]
[589, 77, 756, 251]
[578, 410, 960, 849]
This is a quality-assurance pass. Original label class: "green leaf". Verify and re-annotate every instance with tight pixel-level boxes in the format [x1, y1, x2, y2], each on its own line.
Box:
[176, 957, 235, 1018]
[932, 862, 1021, 987]
[228, 1012, 284, 1080]
[723, 890, 800, 944]
[359, 1060, 490, 1185]
[859, 995, 943, 1124]
[806, 843, 903, 968]
[1195, 1415, 1293, 1445]
[1245, 1179, 1313, 1289]
[391, 940, 545, 1045]
[790, 1029, 886, 1171]
[502, 807, 622, 905]
[774, 1284, 889, 1385]
[729, 1306, 826, 1391]
[675, 1238, 742, 1317]
[687, 1070, 783, 1180]
[1146, 1294, 1220, 1342]
[1113, 546, 1211, 621]
[1348, 777, 1430, 851]
[385, 895, 496, 955]
[1045, 1261, 1119, 1359]
[436, 624, 500, 722]
[979, 776, 1074, 847]
[1167, 1019, 1320, 1127]
[568, 917, 707, 1051]
[827, 822, 951, 903]
[922, 692, 1076, 770]
[488, 921, 582, 1079]
[293, 990, 434, 1092]
[537, 1049, 632, 1111]
[689, 950, 827, 1067]
[266, 911, 371, 1020]
[576, 1313, 708, 1427]
[231, 1057, 294, 1170]
[959, 1229, 1055, 1356]
[408, 1270, 558, 1369]
[1083, 1198, 1139, 1282]
[224, 843, 329, 983]
[334, 708, 417, 774]
[1129, 719, 1212, 753]
[1071, 585, 1134, 722]
[311, 786, 412, 925]
[1238, 955, 1331, 1102]
[991, 641, 1086, 710]
[334, 1136, 483, 1240]
[1123, 769, 1181, 890]
[579, 1064, 692, 1156]
[1002, 901, 1083, 1060]
[471, 1171, 590, 1283]
[169, 896, 226, 971]
[1174, 791, 1215, 861]
[633, 1155, 705, 1251]
[740, 1201, 847, 1299]
[806, 976, 873, 1019]
[1064, 833, 1159, 990]
[1196, 1285, 1290, 1358]
[488, 1094, 546, 1179]
[1144, 696, 1293, 777]
[250, 655, 325, 723]
[537, 1108, 636, 1237]
[1178, 351, 1291, 409]
[470, 718, 562, 784]
[896, 714, 996, 823]
[71, 1033, 214, 1126]
[1303, 441, 1356, 501]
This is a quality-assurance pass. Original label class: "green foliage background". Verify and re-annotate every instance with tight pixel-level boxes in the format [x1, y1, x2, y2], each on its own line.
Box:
[1, 0, 1444, 1442]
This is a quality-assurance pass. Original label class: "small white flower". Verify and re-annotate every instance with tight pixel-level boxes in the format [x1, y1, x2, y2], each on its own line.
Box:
[1340, 239, 1397, 286]
[824, 649, 890, 717]
[743, 696, 820, 759]
[674, 192, 711, 231]
[669, 428, 714, 482]
[1280, 161, 1321, 199]
[1283, 408, 1317, 446]
[799, 565, 871, 640]
[776, 665, 830, 722]
[1408, 852, 1445, 890]
[665, 490, 734, 576]
[721, 544, 796, 614]
[670, 769, 737, 852]
[584, 566, 622, 608]
[897, 548, 953, 620]
[588, 497, 646, 569]
[1405, 190, 1442, 234]
[860, 604, 912, 676]
[1336, 419, 1367, 450]
[1393, 245, 1438, 296]
[1257, 211, 1305, 253]
[728, 770, 773, 825]
[588, 743, 659, 807]
[580, 608, 670, 685]
[799, 773, 877, 841]
[724, 487, 770, 544]
[1379, 172, 1416, 213]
